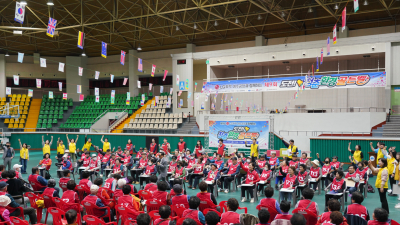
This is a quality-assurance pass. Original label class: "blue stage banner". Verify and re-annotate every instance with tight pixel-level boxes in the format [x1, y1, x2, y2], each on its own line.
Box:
[203, 72, 386, 93]
[209, 120, 270, 149]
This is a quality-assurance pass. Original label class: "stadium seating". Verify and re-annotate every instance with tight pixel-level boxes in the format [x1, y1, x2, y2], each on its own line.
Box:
[35, 95, 72, 129]
[1, 94, 31, 129]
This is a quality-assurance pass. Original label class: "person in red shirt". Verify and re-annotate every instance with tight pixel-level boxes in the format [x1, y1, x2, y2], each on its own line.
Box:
[188, 157, 205, 190]
[117, 185, 140, 214]
[169, 178, 187, 197]
[257, 164, 272, 195]
[240, 162, 260, 203]
[279, 166, 298, 203]
[171, 184, 190, 208]
[257, 209, 271, 225]
[159, 138, 171, 154]
[344, 191, 370, 221]
[152, 181, 171, 205]
[325, 170, 346, 207]
[177, 137, 187, 153]
[61, 180, 82, 212]
[329, 211, 345, 225]
[155, 205, 174, 225]
[59, 169, 71, 192]
[194, 140, 204, 158]
[294, 188, 319, 216]
[217, 139, 226, 157]
[317, 199, 349, 225]
[220, 198, 240, 225]
[204, 211, 220, 225]
[368, 208, 389, 225]
[149, 138, 158, 154]
[197, 181, 218, 205]
[182, 196, 205, 224]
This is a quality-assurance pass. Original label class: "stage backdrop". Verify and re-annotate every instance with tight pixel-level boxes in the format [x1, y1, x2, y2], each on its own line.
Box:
[209, 120, 270, 149]
[203, 72, 386, 93]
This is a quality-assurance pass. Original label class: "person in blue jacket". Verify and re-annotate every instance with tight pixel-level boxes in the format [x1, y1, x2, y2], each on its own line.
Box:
[218, 157, 241, 193]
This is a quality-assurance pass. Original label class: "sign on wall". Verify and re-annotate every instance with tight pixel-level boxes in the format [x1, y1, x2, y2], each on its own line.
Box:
[179, 81, 185, 90]
[203, 72, 386, 93]
[209, 120, 270, 149]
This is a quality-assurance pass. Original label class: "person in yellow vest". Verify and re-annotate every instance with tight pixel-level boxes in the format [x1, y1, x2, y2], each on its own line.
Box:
[66, 134, 79, 163]
[42, 135, 53, 156]
[245, 138, 259, 162]
[100, 135, 111, 152]
[55, 137, 65, 163]
[348, 142, 363, 164]
[370, 142, 388, 164]
[282, 139, 297, 159]
[18, 139, 29, 174]
[82, 135, 94, 151]
[393, 152, 400, 208]
[386, 147, 397, 197]
[368, 158, 389, 213]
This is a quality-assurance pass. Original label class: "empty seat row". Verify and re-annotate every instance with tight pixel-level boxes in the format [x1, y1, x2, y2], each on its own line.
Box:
[143, 108, 166, 114]
[131, 118, 182, 124]
[124, 123, 178, 130]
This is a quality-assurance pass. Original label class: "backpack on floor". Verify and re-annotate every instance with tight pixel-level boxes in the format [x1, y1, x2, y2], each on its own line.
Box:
[44, 170, 51, 179]
[368, 184, 375, 193]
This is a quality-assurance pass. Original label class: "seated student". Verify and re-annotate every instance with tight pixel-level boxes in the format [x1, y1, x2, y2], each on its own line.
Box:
[183, 218, 198, 225]
[114, 179, 126, 199]
[344, 165, 360, 196]
[182, 196, 206, 225]
[257, 209, 270, 225]
[43, 179, 60, 198]
[240, 162, 260, 203]
[65, 209, 78, 225]
[0, 195, 13, 225]
[171, 184, 190, 208]
[317, 199, 348, 225]
[300, 153, 311, 168]
[258, 187, 282, 218]
[203, 163, 220, 195]
[329, 211, 344, 225]
[170, 161, 186, 188]
[59, 169, 71, 192]
[126, 176, 138, 194]
[83, 185, 110, 220]
[274, 200, 292, 220]
[137, 213, 151, 225]
[155, 205, 176, 225]
[28, 167, 48, 192]
[297, 164, 309, 188]
[279, 166, 298, 203]
[62, 180, 82, 212]
[104, 174, 120, 191]
[290, 214, 307, 225]
[117, 185, 140, 213]
[258, 164, 272, 195]
[275, 160, 288, 190]
[197, 181, 218, 205]
[218, 157, 240, 194]
[6, 170, 29, 205]
[153, 181, 171, 205]
[309, 160, 322, 191]
[93, 178, 114, 208]
[220, 198, 240, 225]
[208, 154, 224, 170]
[294, 188, 319, 216]
[368, 208, 389, 225]
[144, 175, 158, 193]
[170, 179, 187, 197]
[188, 157, 205, 190]
[344, 191, 370, 221]
[325, 170, 346, 207]
[79, 171, 93, 189]
[205, 211, 220, 225]
[0, 171, 8, 182]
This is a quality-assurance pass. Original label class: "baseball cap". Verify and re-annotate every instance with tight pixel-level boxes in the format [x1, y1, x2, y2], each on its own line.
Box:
[13, 164, 22, 170]
[0, 182, 8, 189]
[91, 154, 97, 158]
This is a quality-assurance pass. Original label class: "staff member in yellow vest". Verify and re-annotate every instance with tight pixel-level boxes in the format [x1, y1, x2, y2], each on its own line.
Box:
[55, 137, 65, 163]
[393, 152, 400, 208]
[370, 142, 388, 164]
[66, 134, 79, 163]
[348, 142, 363, 164]
[245, 138, 259, 162]
[100, 135, 111, 153]
[368, 157, 389, 213]
[82, 134, 94, 151]
[18, 139, 29, 174]
[42, 135, 53, 156]
[387, 147, 397, 196]
[282, 139, 297, 160]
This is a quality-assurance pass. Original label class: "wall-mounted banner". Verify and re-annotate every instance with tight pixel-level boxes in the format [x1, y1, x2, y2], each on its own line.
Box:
[203, 72, 386, 93]
[209, 120, 270, 149]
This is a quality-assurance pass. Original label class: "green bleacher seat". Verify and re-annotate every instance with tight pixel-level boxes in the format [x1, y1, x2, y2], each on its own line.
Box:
[43, 115, 48, 119]
[38, 119, 42, 124]
[49, 115, 53, 119]
[43, 119, 47, 124]
[47, 124, 52, 129]
[42, 124, 46, 128]
[53, 119, 57, 124]
[36, 124, 41, 128]
[59, 115, 63, 119]
[39, 115, 43, 119]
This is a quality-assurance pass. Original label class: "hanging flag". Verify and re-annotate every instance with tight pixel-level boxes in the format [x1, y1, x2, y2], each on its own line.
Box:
[155, 96, 159, 105]
[28, 89, 33, 97]
[176, 75, 180, 86]
[354, 0, 359, 12]
[312, 64, 314, 76]
[149, 83, 153, 91]
[123, 78, 128, 85]
[111, 97, 115, 104]
[137, 81, 141, 88]
[13, 75, 19, 85]
[63, 93, 67, 100]
[95, 95, 100, 103]
[110, 74, 114, 83]
[111, 90, 115, 104]
[138, 58, 143, 72]
[316, 57, 319, 72]
[59, 62, 64, 72]
[170, 88, 173, 95]
[126, 99, 130, 105]
[342, 7, 346, 32]
[160, 86, 164, 93]
[58, 82, 62, 91]
[201, 103, 204, 110]
[79, 94, 84, 101]
[17, 53, 24, 63]
[78, 67, 83, 76]
[77, 85, 81, 94]
[95, 88, 99, 96]
[120, 51, 126, 65]
[101, 42, 107, 58]
[224, 95, 228, 102]
[211, 103, 215, 110]
[163, 70, 168, 81]
[151, 64, 156, 77]
[126, 92, 130, 100]
[77, 31, 85, 49]
[327, 37, 330, 55]
[185, 79, 189, 89]
[6, 87, 11, 95]
[195, 82, 198, 91]
[14, 2, 25, 24]
[191, 100, 194, 107]
[333, 24, 337, 44]
[36, 79, 41, 88]
[167, 97, 171, 108]
[95, 71, 100, 80]
[40, 58, 46, 67]
[188, 92, 192, 99]
[220, 99, 223, 110]
[141, 94, 145, 103]
[49, 91, 53, 99]
[46, 17, 57, 37]
[178, 91, 182, 96]
[196, 94, 199, 100]
[320, 48, 323, 64]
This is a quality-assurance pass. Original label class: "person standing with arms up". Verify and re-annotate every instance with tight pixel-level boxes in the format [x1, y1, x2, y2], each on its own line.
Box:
[348, 142, 363, 164]
[42, 135, 53, 156]
[66, 134, 79, 163]
[368, 158, 389, 213]
[370, 142, 388, 164]
[18, 139, 29, 174]
[245, 138, 259, 162]
[100, 135, 111, 153]
[2, 142, 14, 171]
[56, 138, 65, 163]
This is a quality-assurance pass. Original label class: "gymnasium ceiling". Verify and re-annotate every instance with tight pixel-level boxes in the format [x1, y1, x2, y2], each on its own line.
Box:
[0, 0, 399, 57]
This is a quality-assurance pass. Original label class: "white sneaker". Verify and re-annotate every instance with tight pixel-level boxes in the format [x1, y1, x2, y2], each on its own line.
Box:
[224, 189, 229, 193]
[250, 198, 254, 203]
[395, 204, 400, 209]
[100, 174, 103, 178]
[241, 197, 246, 202]
[237, 185, 241, 188]
[389, 189, 393, 194]
[257, 191, 261, 196]
[218, 188, 223, 192]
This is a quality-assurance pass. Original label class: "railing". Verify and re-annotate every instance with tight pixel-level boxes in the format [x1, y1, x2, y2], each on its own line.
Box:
[108, 110, 128, 131]
[6, 127, 198, 134]
[279, 130, 389, 137]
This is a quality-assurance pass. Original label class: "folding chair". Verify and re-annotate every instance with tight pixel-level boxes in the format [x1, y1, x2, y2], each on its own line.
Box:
[324, 183, 345, 213]
[83, 215, 117, 225]
[82, 201, 112, 222]
[256, 204, 279, 224]
[292, 208, 318, 225]
[47, 207, 67, 225]
[24, 192, 43, 223]
[115, 204, 143, 225]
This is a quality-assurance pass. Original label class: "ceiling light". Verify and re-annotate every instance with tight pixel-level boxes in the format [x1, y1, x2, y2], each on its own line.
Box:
[20, 0, 27, 5]
[5, 52, 9, 57]
[363, 0, 368, 5]
[281, 12, 285, 17]
[308, 7, 313, 13]
[214, 20, 219, 26]
[176, 25, 180, 31]
[334, 4, 339, 9]
[235, 18, 239, 23]
[81, 51, 86, 57]
[47, 0, 54, 6]
[137, 44, 142, 51]
[193, 23, 197, 29]
[257, 15, 262, 20]
[13, 30, 22, 35]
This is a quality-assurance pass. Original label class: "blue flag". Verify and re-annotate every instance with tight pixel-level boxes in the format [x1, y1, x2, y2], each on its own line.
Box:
[101, 42, 107, 58]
